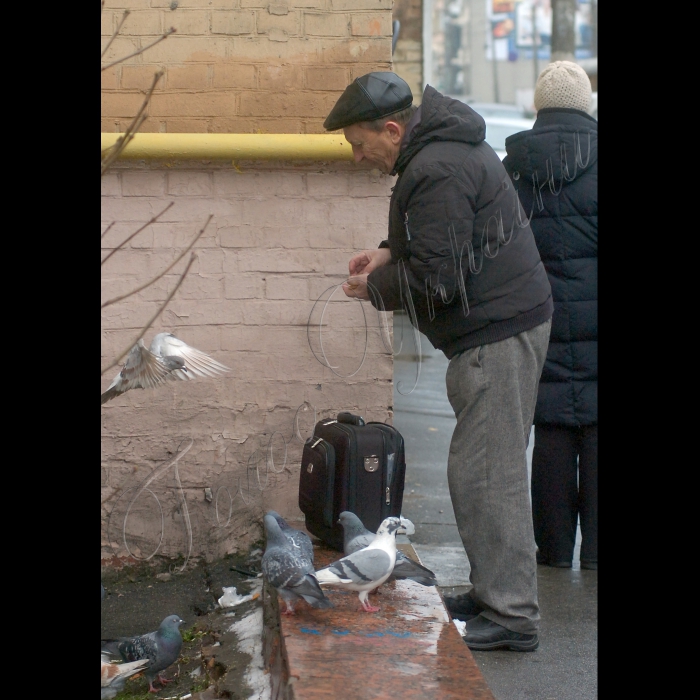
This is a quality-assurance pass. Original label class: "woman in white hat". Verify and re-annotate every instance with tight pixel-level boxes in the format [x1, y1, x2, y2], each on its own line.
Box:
[503, 61, 598, 571]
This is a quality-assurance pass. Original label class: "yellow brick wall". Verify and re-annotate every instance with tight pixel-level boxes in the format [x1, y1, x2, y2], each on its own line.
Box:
[101, 0, 395, 133]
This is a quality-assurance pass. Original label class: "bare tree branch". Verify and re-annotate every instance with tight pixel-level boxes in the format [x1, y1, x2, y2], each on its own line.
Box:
[101, 221, 116, 240]
[101, 214, 212, 309]
[101, 252, 198, 376]
[101, 28, 175, 72]
[101, 9, 131, 59]
[101, 202, 174, 266]
[101, 71, 164, 175]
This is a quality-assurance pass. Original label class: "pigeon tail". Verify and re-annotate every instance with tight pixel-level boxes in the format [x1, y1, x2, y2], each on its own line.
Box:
[392, 554, 438, 586]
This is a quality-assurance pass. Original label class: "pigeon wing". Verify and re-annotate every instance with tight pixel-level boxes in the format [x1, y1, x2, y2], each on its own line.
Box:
[292, 574, 334, 609]
[151, 333, 230, 381]
[262, 547, 311, 590]
[287, 529, 314, 564]
[327, 549, 392, 585]
[117, 632, 158, 665]
[101, 658, 150, 688]
[101, 341, 171, 404]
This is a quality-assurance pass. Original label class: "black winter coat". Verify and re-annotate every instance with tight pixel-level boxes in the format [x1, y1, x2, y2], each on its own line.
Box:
[503, 108, 597, 426]
[367, 86, 552, 359]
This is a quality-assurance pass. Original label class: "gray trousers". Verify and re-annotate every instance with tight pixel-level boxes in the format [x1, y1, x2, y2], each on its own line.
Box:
[446, 319, 551, 634]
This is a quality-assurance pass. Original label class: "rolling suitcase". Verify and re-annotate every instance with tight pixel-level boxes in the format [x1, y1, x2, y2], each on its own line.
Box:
[298, 411, 406, 551]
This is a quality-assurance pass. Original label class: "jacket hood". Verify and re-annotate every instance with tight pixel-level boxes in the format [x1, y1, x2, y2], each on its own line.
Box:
[394, 85, 486, 174]
[504, 108, 597, 183]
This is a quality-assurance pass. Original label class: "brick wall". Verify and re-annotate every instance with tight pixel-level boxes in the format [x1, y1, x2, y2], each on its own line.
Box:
[101, 0, 395, 133]
[101, 162, 396, 564]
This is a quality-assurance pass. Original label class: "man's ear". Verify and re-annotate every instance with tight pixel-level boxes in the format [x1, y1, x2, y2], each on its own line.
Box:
[384, 120, 404, 144]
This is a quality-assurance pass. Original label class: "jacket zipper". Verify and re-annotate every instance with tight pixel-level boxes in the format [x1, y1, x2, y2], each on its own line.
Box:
[404, 212, 411, 241]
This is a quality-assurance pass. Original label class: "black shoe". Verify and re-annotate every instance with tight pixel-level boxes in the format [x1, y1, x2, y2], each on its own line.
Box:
[580, 560, 597, 570]
[536, 552, 572, 568]
[443, 592, 484, 621]
[462, 615, 539, 652]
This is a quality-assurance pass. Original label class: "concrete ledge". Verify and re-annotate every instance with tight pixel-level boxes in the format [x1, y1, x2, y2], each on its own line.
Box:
[269, 536, 496, 700]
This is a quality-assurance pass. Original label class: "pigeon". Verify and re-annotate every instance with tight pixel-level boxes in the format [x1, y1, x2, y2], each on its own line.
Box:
[339, 511, 437, 586]
[101, 332, 230, 404]
[100, 614, 185, 693]
[101, 655, 150, 699]
[267, 510, 314, 564]
[261, 513, 333, 615]
[315, 516, 402, 613]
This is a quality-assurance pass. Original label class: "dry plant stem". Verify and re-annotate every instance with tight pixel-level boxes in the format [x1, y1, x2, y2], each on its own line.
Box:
[101, 9, 131, 59]
[101, 214, 213, 308]
[101, 202, 174, 266]
[101, 71, 163, 175]
[101, 221, 116, 239]
[101, 252, 198, 376]
[101, 29, 175, 72]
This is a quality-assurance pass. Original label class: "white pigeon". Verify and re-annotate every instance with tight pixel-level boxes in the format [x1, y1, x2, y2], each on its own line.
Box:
[101, 655, 150, 699]
[101, 332, 230, 405]
[315, 516, 402, 613]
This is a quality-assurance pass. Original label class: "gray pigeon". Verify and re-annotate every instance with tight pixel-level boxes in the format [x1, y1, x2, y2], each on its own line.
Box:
[101, 655, 150, 699]
[339, 511, 437, 586]
[315, 516, 402, 612]
[261, 514, 333, 615]
[101, 332, 230, 405]
[267, 510, 314, 564]
[100, 614, 185, 693]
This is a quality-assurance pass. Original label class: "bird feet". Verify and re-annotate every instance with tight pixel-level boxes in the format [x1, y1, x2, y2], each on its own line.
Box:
[148, 681, 160, 693]
[158, 673, 173, 684]
[281, 603, 296, 616]
[360, 601, 381, 613]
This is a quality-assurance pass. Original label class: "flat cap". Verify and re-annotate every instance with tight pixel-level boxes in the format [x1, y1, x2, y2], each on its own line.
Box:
[323, 72, 413, 131]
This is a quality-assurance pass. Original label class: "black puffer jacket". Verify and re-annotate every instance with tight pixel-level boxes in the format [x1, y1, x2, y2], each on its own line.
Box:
[503, 108, 597, 426]
[367, 86, 552, 359]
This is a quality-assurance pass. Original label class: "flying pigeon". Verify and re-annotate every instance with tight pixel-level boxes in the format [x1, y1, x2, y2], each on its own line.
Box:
[315, 516, 402, 613]
[100, 614, 185, 693]
[261, 513, 333, 615]
[267, 510, 314, 564]
[339, 511, 437, 586]
[101, 655, 150, 699]
[101, 332, 230, 404]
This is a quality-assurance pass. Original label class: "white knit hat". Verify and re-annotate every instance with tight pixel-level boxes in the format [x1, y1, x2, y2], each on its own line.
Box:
[534, 61, 592, 112]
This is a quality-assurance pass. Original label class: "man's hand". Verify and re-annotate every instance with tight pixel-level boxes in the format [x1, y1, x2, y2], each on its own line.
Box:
[348, 248, 392, 276]
[342, 274, 370, 300]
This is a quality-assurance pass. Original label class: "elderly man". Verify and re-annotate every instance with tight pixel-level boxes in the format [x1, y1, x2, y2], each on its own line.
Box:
[324, 73, 553, 651]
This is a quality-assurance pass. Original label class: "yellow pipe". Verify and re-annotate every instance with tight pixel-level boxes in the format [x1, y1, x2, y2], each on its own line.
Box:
[101, 133, 353, 161]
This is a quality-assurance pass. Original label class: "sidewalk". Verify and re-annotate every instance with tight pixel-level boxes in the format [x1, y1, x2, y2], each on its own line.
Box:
[392, 311, 598, 700]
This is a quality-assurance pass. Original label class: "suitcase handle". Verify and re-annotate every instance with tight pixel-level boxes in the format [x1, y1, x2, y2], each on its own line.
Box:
[337, 412, 365, 426]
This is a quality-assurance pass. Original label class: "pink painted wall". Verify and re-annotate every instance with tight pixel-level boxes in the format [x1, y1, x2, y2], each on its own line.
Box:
[101, 161, 395, 565]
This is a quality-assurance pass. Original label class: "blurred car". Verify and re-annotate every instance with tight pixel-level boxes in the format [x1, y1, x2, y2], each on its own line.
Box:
[465, 101, 530, 120]
[483, 115, 535, 160]
[446, 97, 535, 159]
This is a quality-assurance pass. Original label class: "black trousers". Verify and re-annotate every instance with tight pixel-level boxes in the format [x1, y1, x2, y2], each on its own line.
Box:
[531, 424, 598, 564]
